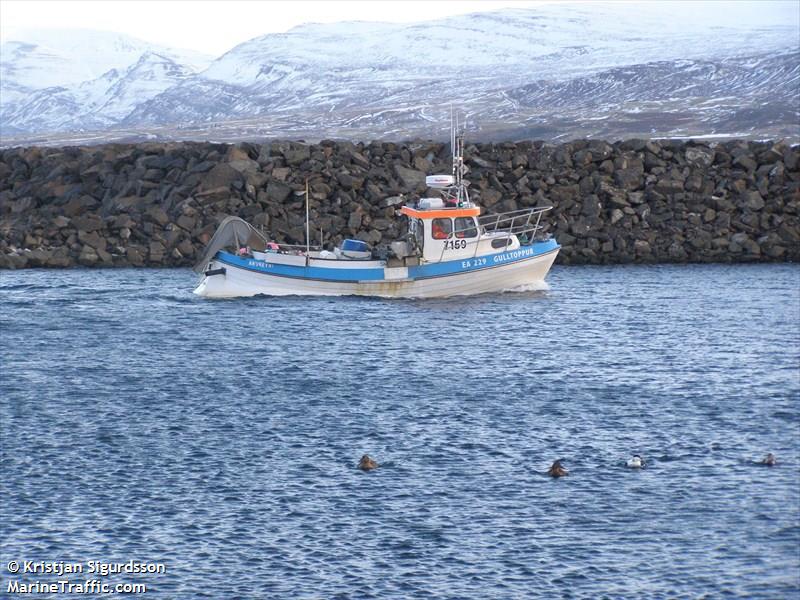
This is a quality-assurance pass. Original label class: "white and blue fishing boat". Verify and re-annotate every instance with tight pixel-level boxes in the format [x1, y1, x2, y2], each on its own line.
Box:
[193, 128, 559, 298]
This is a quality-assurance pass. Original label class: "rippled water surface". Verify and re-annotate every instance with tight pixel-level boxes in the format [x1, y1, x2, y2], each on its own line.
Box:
[2, 265, 799, 599]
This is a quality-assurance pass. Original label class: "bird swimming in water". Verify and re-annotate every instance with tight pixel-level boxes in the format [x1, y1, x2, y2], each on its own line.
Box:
[762, 453, 776, 466]
[358, 454, 379, 471]
[627, 454, 645, 469]
[547, 459, 568, 478]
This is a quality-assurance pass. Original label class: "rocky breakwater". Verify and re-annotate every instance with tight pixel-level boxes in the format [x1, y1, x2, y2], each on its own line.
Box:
[0, 138, 798, 269]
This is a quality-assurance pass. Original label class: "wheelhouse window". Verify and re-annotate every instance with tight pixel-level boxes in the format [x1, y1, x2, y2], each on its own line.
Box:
[491, 237, 512, 249]
[431, 218, 452, 240]
[454, 217, 478, 238]
[412, 218, 424, 249]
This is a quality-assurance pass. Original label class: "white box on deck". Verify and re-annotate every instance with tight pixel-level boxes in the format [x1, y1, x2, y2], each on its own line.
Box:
[418, 197, 445, 209]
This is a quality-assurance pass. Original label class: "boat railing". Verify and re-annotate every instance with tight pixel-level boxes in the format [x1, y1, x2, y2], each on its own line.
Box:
[477, 206, 552, 239]
[271, 243, 323, 252]
[253, 224, 323, 254]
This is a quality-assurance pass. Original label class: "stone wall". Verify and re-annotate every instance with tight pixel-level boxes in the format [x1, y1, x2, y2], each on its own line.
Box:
[0, 138, 798, 268]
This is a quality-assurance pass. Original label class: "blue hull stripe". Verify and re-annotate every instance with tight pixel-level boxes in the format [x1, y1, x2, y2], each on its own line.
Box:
[217, 253, 386, 281]
[215, 239, 560, 283]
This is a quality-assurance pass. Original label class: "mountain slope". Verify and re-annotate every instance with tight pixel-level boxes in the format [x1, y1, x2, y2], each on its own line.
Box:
[0, 29, 210, 89]
[0, 31, 211, 136]
[127, 4, 798, 126]
[1, 52, 204, 134]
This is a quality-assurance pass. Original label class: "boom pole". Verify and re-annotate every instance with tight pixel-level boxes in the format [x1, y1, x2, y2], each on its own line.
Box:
[305, 178, 310, 265]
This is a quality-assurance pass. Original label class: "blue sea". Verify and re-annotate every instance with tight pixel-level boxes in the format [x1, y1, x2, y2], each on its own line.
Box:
[1, 264, 799, 599]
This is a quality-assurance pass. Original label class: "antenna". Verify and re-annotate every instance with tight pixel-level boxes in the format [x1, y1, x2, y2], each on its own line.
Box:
[450, 104, 456, 177]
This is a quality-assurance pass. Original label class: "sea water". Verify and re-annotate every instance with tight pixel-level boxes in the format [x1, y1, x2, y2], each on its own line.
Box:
[1, 264, 798, 599]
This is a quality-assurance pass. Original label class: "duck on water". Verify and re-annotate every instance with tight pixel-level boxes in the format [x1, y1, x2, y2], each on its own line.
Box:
[627, 455, 645, 469]
[548, 460, 569, 478]
[358, 455, 379, 471]
[192, 118, 559, 299]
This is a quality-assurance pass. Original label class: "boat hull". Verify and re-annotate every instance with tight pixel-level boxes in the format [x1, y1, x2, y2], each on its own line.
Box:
[194, 242, 559, 299]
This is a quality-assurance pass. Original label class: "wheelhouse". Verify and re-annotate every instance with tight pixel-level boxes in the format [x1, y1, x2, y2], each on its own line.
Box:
[400, 201, 550, 263]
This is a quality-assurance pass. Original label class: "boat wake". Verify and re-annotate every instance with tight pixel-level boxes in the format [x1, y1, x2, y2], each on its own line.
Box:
[501, 280, 551, 294]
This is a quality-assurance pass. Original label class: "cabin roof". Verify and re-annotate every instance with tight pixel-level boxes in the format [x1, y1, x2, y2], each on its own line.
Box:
[400, 206, 481, 220]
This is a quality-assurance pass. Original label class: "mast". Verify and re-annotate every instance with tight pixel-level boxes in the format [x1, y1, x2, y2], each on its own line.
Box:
[452, 111, 465, 205]
[305, 178, 310, 264]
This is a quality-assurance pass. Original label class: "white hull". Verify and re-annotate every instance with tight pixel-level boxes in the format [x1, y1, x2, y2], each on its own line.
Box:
[194, 249, 558, 298]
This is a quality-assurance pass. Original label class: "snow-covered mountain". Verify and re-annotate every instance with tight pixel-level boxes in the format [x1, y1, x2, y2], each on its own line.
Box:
[0, 28, 209, 88]
[2, 51, 201, 133]
[0, 30, 211, 135]
[1, 4, 798, 144]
